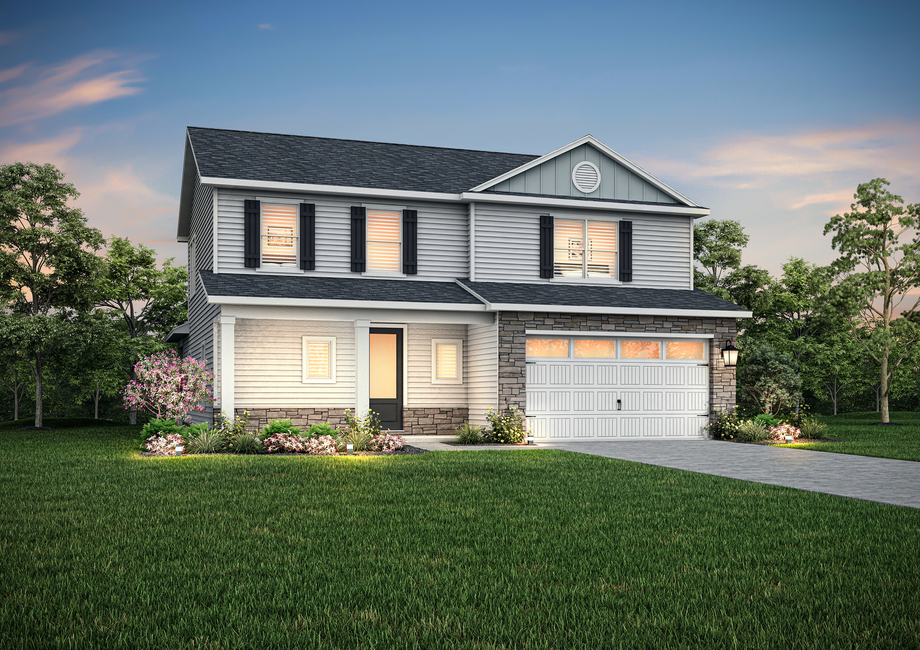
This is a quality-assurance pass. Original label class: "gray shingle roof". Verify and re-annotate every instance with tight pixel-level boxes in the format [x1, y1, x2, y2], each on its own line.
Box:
[188, 127, 539, 194]
[457, 280, 749, 312]
[199, 270, 482, 304]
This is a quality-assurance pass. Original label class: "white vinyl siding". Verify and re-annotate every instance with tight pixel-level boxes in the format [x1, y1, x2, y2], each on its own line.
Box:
[406, 323, 467, 407]
[235, 319, 355, 408]
[215, 189, 468, 279]
[466, 321, 498, 426]
[474, 201, 692, 289]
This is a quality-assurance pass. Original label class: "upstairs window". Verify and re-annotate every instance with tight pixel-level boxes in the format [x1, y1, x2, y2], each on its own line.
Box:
[366, 209, 401, 272]
[553, 219, 617, 278]
[262, 203, 298, 267]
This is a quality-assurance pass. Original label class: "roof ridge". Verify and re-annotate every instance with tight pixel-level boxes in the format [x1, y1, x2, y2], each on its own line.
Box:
[186, 126, 540, 159]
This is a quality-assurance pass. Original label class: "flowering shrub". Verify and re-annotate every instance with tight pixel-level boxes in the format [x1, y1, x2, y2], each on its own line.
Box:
[123, 352, 214, 420]
[306, 435, 338, 455]
[707, 408, 742, 440]
[144, 433, 186, 456]
[484, 407, 527, 444]
[369, 433, 405, 452]
[769, 424, 802, 441]
[263, 432, 310, 454]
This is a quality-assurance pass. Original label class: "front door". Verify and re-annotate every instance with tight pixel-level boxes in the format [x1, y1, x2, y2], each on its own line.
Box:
[369, 328, 403, 430]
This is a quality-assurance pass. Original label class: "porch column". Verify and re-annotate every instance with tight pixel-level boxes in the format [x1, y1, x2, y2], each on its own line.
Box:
[355, 319, 370, 415]
[219, 316, 235, 419]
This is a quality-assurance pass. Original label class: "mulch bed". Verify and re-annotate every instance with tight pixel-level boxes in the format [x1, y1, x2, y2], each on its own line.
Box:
[741, 438, 846, 445]
[140, 444, 429, 458]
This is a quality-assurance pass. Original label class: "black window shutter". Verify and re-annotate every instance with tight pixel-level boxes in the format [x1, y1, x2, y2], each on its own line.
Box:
[351, 206, 366, 272]
[403, 209, 418, 275]
[619, 220, 633, 282]
[244, 199, 260, 268]
[300, 203, 316, 271]
[539, 215, 554, 279]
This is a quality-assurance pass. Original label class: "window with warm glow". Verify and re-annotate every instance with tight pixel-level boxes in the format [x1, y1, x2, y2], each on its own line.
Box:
[367, 209, 401, 272]
[554, 219, 616, 278]
[620, 340, 661, 359]
[574, 339, 617, 358]
[431, 339, 462, 384]
[665, 341, 706, 360]
[262, 203, 298, 267]
[302, 337, 336, 383]
[526, 338, 570, 358]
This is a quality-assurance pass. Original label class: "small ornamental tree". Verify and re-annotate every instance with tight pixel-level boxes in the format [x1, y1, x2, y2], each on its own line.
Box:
[123, 351, 213, 421]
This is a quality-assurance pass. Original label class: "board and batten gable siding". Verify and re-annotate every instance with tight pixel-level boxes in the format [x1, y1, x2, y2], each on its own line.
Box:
[186, 176, 219, 424]
[487, 144, 677, 203]
[234, 319, 356, 409]
[405, 323, 468, 408]
[466, 321, 498, 426]
[474, 202, 693, 289]
[215, 188, 468, 279]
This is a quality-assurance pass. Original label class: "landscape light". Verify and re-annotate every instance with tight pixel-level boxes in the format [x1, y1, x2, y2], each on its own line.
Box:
[346, 443, 354, 455]
[721, 340, 739, 367]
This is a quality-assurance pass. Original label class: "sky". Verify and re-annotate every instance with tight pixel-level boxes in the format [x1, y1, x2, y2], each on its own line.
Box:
[1, 0, 919, 279]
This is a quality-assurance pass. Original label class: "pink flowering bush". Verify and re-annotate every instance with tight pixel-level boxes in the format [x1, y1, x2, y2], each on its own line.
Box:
[306, 435, 339, 455]
[369, 433, 405, 452]
[263, 432, 310, 454]
[124, 351, 214, 420]
[144, 433, 186, 456]
[769, 424, 802, 441]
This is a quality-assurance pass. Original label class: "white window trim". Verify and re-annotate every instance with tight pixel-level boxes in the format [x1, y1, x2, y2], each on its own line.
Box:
[259, 199, 301, 270]
[302, 336, 337, 383]
[363, 203, 405, 274]
[552, 216, 620, 282]
[431, 338, 463, 385]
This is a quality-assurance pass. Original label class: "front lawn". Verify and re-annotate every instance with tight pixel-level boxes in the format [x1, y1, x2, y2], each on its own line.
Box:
[776, 411, 920, 462]
[1, 426, 918, 648]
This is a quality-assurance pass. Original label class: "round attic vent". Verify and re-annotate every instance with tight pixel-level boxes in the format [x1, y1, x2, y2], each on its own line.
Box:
[572, 161, 601, 193]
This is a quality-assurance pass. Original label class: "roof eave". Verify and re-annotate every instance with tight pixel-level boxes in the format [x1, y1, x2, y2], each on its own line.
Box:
[176, 131, 200, 243]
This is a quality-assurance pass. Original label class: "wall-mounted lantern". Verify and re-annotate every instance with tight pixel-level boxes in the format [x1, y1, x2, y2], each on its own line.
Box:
[721, 340, 739, 367]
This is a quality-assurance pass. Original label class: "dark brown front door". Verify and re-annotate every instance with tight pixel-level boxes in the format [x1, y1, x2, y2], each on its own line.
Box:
[369, 328, 403, 430]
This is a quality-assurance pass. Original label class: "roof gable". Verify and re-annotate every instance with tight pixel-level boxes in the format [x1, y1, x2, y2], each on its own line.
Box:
[470, 135, 695, 207]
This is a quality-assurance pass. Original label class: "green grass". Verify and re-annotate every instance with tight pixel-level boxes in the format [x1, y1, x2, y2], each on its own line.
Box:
[2, 427, 919, 648]
[777, 411, 920, 462]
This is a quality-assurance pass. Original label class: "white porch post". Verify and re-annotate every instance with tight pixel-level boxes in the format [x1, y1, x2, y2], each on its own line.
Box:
[355, 319, 370, 415]
[219, 316, 235, 419]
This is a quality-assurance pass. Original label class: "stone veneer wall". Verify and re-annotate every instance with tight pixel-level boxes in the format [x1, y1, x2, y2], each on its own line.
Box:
[497, 311, 738, 426]
[233, 406, 468, 435]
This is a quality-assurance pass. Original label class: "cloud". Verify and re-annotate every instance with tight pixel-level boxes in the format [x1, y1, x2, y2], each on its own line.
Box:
[0, 51, 145, 127]
[791, 189, 856, 214]
[0, 63, 28, 84]
[258, 24, 272, 29]
[0, 129, 83, 167]
[0, 31, 16, 46]
[647, 122, 920, 189]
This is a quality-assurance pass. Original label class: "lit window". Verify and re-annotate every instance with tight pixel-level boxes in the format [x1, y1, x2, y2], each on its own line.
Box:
[431, 339, 462, 384]
[574, 339, 617, 358]
[666, 341, 706, 360]
[302, 337, 336, 383]
[554, 219, 616, 278]
[526, 338, 570, 358]
[621, 340, 661, 359]
[262, 203, 298, 267]
[367, 209, 401, 272]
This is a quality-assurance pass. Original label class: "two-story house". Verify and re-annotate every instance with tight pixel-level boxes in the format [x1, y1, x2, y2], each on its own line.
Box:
[172, 127, 750, 440]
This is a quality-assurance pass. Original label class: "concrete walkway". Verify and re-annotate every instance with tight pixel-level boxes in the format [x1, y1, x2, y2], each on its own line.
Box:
[401, 436, 920, 509]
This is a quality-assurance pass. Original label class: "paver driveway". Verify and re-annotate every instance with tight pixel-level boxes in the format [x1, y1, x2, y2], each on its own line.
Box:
[403, 436, 920, 509]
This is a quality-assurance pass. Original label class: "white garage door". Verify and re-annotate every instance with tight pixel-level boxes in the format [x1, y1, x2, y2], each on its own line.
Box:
[525, 336, 710, 441]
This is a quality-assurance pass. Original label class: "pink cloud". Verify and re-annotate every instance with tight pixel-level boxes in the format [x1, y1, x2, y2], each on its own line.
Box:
[0, 63, 29, 84]
[0, 51, 145, 127]
[0, 31, 16, 46]
[0, 129, 83, 167]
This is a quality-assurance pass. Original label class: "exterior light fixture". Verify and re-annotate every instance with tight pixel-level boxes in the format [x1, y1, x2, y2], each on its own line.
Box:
[346, 443, 354, 455]
[721, 340, 739, 367]
[784, 434, 794, 443]
[526, 435, 534, 445]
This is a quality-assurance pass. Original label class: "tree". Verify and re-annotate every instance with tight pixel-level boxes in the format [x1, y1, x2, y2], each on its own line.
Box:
[804, 332, 864, 416]
[824, 178, 920, 423]
[693, 218, 771, 312]
[0, 313, 31, 420]
[123, 351, 212, 421]
[0, 162, 103, 426]
[61, 310, 130, 419]
[737, 341, 802, 416]
[96, 237, 188, 423]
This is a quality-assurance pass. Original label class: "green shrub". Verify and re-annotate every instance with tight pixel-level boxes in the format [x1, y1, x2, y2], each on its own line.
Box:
[216, 410, 250, 441]
[186, 429, 225, 454]
[307, 422, 337, 439]
[454, 422, 485, 444]
[707, 408, 741, 440]
[754, 413, 781, 429]
[484, 407, 526, 444]
[141, 417, 187, 439]
[342, 410, 380, 451]
[226, 431, 264, 454]
[799, 418, 829, 439]
[735, 419, 770, 442]
[260, 418, 302, 441]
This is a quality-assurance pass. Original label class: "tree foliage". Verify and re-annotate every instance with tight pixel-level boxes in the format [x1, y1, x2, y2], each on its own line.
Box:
[737, 341, 802, 416]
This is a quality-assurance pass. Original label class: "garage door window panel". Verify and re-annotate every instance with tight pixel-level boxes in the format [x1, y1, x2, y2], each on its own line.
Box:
[574, 339, 617, 358]
[526, 338, 570, 358]
[620, 340, 661, 359]
[666, 341, 707, 360]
